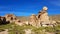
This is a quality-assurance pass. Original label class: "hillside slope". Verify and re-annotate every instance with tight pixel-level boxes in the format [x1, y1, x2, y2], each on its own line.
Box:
[49, 15, 60, 21]
[17, 15, 60, 21]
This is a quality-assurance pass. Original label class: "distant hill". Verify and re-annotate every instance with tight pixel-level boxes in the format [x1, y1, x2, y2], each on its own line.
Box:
[16, 16, 29, 21]
[17, 15, 60, 21]
[49, 15, 60, 21]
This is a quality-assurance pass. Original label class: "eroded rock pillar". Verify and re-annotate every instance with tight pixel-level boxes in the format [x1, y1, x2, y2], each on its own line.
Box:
[29, 14, 37, 26]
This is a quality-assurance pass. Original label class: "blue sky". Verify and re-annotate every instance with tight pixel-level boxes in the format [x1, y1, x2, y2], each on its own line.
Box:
[0, 0, 60, 16]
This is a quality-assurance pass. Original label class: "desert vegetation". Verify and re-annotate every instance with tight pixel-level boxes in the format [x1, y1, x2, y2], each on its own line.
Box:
[0, 22, 60, 34]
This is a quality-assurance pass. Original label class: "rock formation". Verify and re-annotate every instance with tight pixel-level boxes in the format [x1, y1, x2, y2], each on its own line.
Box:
[0, 16, 10, 25]
[5, 14, 17, 23]
[0, 6, 57, 27]
[37, 6, 50, 27]
[28, 6, 56, 27]
[28, 6, 53, 27]
[15, 19, 24, 26]
[28, 14, 37, 26]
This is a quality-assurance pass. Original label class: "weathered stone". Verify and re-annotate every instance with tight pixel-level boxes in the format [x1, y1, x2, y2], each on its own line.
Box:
[24, 29, 32, 34]
[23, 21, 29, 25]
[37, 7, 50, 26]
[29, 14, 37, 26]
[50, 20, 56, 24]
[56, 20, 60, 24]
[5, 14, 17, 23]
[43, 6, 48, 11]
[15, 19, 24, 26]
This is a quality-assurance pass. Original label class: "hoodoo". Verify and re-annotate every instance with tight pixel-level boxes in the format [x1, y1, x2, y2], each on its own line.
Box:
[29, 14, 37, 26]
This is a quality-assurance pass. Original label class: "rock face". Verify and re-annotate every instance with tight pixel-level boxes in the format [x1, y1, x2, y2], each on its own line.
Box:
[5, 14, 17, 23]
[40, 11, 50, 24]
[37, 6, 51, 27]
[15, 19, 25, 26]
[0, 16, 10, 25]
[29, 14, 37, 26]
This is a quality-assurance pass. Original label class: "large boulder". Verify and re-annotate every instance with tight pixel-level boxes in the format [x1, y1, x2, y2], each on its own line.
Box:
[5, 14, 17, 23]
[37, 6, 50, 27]
[28, 14, 38, 26]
